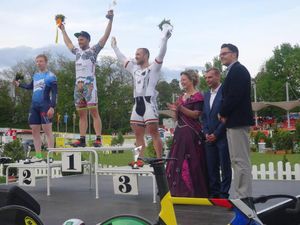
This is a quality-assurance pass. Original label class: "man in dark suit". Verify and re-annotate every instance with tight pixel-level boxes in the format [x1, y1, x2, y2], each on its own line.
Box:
[218, 43, 254, 208]
[202, 68, 232, 199]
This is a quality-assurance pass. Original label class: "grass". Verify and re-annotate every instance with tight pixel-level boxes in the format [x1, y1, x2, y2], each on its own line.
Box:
[250, 152, 300, 168]
[1, 150, 299, 184]
[31, 149, 134, 167]
[98, 151, 133, 166]
[0, 176, 5, 184]
[31, 149, 300, 167]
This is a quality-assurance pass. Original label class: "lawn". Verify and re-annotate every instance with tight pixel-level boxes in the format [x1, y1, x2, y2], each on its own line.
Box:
[250, 152, 300, 167]
[36, 150, 134, 167]
[27, 149, 300, 167]
[0, 176, 5, 184]
[1, 151, 299, 184]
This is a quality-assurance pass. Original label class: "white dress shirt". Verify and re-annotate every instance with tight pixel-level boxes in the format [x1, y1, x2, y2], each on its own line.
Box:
[210, 84, 221, 109]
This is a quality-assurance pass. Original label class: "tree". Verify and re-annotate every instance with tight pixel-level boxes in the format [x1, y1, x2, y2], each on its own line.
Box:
[96, 56, 133, 133]
[0, 81, 14, 127]
[204, 56, 224, 73]
[156, 81, 172, 109]
[201, 56, 225, 92]
[54, 57, 77, 132]
[255, 43, 300, 116]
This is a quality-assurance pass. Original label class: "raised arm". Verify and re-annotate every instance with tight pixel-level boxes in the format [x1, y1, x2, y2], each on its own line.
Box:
[111, 36, 128, 65]
[98, 10, 114, 48]
[58, 24, 75, 51]
[155, 31, 172, 64]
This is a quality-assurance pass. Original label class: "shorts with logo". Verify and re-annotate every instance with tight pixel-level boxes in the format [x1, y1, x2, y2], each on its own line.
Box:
[130, 96, 159, 126]
[28, 103, 52, 125]
[74, 76, 98, 108]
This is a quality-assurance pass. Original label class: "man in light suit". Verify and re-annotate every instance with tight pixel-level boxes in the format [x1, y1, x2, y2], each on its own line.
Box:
[202, 68, 232, 198]
[218, 43, 254, 209]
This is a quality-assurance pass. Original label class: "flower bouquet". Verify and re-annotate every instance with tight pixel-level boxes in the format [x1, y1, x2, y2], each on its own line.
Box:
[15, 72, 24, 81]
[158, 19, 172, 31]
[55, 14, 66, 43]
[158, 19, 173, 39]
[55, 14, 65, 26]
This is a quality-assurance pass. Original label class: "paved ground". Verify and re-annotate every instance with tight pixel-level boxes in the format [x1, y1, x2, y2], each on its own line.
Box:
[1, 175, 300, 225]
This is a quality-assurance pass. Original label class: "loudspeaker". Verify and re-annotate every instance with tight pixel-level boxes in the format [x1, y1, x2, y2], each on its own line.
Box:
[0, 185, 40, 215]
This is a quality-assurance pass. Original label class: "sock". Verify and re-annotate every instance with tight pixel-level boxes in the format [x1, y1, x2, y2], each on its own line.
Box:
[80, 136, 86, 144]
[36, 152, 43, 159]
[96, 136, 102, 141]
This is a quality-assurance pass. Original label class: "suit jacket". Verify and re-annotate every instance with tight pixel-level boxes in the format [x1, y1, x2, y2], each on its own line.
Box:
[202, 85, 226, 139]
[220, 61, 254, 128]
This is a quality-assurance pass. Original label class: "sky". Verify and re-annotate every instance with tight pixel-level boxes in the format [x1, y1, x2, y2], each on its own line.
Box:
[1, 0, 300, 80]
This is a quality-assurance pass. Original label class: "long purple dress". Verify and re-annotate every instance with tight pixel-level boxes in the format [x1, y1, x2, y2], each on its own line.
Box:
[166, 92, 208, 197]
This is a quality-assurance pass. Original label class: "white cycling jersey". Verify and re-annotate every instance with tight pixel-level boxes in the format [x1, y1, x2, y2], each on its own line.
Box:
[125, 59, 162, 98]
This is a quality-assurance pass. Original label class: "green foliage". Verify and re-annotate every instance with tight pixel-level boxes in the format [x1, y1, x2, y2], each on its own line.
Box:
[265, 136, 273, 148]
[15, 72, 24, 81]
[111, 132, 124, 146]
[295, 120, 300, 141]
[98, 151, 133, 167]
[252, 131, 272, 149]
[253, 131, 267, 145]
[0, 53, 213, 135]
[3, 139, 25, 162]
[0, 81, 15, 127]
[272, 130, 294, 150]
[204, 56, 224, 74]
[97, 56, 133, 133]
[156, 79, 181, 109]
[165, 136, 173, 150]
[0, 176, 5, 184]
[255, 43, 300, 117]
[201, 56, 225, 92]
[144, 140, 156, 158]
[250, 152, 300, 170]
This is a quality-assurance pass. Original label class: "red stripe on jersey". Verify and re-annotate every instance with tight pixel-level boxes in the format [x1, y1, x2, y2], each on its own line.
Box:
[124, 61, 130, 68]
[145, 119, 159, 123]
[130, 120, 145, 124]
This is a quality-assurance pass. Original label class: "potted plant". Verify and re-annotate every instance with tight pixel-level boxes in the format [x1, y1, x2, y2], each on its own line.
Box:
[293, 120, 300, 153]
[2, 139, 25, 177]
[272, 130, 294, 154]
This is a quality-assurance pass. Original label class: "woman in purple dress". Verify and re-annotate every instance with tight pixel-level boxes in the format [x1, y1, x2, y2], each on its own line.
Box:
[166, 70, 208, 197]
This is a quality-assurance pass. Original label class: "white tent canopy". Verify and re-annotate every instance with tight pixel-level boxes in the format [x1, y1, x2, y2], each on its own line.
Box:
[252, 100, 300, 111]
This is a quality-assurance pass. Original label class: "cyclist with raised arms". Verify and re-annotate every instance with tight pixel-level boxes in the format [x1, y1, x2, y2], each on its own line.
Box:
[59, 10, 114, 147]
[111, 26, 172, 163]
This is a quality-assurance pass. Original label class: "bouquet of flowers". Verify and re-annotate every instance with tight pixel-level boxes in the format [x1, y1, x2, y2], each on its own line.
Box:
[158, 19, 173, 39]
[15, 72, 24, 81]
[158, 19, 172, 31]
[55, 14, 66, 43]
[55, 14, 65, 26]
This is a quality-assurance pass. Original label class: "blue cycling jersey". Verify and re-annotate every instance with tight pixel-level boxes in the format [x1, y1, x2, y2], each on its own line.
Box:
[19, 71, 57, 107]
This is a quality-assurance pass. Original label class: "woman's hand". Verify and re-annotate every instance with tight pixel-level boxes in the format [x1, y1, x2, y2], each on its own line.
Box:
[167, 103, 177, 111]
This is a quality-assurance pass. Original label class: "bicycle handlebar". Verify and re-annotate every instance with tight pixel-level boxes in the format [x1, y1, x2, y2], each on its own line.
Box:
[286, 199, 300, 214]
[138, 157, 177, 165]
[253, 194, 300, 214]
